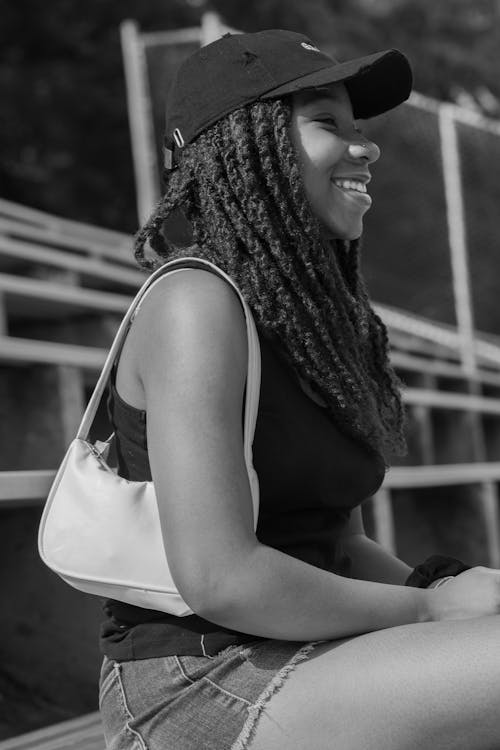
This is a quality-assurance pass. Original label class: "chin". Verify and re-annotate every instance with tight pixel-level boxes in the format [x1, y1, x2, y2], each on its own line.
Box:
[321, 219, 364, 242]
[346, 229, 362, 241]
[341, 220, 364, 241]
[326, 228, 362, 242]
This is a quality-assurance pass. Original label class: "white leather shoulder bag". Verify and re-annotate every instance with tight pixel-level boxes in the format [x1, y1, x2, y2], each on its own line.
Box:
[38, 257, 261, 616]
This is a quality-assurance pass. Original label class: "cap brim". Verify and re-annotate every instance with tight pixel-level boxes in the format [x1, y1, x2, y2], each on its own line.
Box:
[261, 49, 412, 119]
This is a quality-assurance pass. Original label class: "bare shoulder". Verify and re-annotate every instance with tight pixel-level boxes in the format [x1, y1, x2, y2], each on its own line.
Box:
[131, 268, 248, 409]
[144, 267, 244, 317]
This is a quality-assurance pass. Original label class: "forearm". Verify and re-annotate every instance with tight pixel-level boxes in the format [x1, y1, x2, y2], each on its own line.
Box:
[341, 534, 412, 585]
[198, 542, 431, 641]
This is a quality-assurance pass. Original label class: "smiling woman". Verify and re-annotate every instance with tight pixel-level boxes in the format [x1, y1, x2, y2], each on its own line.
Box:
[92, 29, 500, 750]
[290, 83, 380, 239]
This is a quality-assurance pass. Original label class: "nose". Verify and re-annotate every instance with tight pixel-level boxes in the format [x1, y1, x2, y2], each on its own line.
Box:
[347, 138, 380, 164]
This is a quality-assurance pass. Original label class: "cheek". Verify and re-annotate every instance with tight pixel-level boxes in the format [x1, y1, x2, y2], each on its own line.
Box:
[303, 138, 333, 171]
[300, 148, 332, 192]
[300, 165, 327, 215]
[291, 128, 345, 212]
[301, 144, 345, 200]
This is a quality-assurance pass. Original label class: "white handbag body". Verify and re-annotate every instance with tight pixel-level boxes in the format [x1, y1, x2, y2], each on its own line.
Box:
[38, 257, 261, 616]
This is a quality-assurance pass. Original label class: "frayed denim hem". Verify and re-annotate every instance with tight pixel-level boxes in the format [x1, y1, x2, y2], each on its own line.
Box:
[230, 640, 325, 750]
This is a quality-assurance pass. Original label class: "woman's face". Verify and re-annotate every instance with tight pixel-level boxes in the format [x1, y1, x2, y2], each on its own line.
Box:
[290, 82, 380, 240]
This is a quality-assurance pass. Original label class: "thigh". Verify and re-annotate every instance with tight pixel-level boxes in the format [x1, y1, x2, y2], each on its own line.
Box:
[249, 615, 500, 750]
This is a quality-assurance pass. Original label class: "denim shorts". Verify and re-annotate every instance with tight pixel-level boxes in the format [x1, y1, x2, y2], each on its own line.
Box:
[99, 638, 323, 749]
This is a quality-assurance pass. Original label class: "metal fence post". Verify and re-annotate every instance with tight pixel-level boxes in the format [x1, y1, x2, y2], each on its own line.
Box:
[200, 11, 226, 44]
[438, 103, 477, 378]
[120, 19, 161, 225]
[480, 481, 500, 568]
[372, 488, 396, 554]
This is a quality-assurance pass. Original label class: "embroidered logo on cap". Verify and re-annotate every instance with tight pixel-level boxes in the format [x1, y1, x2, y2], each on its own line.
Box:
[301, 42, 320, 52]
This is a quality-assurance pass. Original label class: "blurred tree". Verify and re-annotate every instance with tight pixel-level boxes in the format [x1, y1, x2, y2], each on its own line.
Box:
[1, 0, 499, 232]
[363, 0, 500, 109]
[212, 0, 500, 110]
[0, 0, 197, 231]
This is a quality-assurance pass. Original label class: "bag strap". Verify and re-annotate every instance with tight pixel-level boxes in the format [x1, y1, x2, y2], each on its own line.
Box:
[76, 258, 261, 482]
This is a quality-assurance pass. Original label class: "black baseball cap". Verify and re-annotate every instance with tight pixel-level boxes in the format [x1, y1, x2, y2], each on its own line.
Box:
[164, 29, 412, 168]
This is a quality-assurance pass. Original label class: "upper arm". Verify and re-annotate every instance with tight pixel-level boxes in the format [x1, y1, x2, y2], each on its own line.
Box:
[133, 269, 256, 610]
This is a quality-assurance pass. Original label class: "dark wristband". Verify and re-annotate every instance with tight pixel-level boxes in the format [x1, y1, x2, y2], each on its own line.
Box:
[404, 554, 471, 588]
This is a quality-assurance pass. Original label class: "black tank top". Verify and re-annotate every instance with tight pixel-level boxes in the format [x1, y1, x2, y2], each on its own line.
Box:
[100, 322, 386, 660]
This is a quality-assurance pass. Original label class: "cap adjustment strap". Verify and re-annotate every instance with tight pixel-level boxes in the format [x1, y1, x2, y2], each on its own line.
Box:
[163, 146, 173, 170]
[163, 128, 185, 170]
[173, 128, 185, 148]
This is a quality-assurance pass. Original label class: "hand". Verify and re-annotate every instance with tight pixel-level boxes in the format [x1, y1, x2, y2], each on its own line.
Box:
[426, 566, 500, 622]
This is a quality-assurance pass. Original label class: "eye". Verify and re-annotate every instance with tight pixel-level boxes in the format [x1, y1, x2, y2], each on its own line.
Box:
[316, 115, 338, 128]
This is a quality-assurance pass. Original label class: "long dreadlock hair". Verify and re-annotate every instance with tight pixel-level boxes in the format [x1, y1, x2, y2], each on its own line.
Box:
[134, 97, 407, 468]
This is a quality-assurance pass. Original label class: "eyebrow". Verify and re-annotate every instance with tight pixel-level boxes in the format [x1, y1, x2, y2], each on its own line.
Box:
[297, 89, 343, 106]
[314, 87, 341, 99]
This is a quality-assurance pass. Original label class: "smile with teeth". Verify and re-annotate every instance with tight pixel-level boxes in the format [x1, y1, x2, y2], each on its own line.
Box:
[332, 178, 368, 193]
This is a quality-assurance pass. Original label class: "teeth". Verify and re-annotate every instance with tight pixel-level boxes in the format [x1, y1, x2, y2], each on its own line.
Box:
[333, 179, 367, 193]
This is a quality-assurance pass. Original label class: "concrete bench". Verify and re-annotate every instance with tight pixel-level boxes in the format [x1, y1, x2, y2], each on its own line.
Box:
[0, 712, 104, 750]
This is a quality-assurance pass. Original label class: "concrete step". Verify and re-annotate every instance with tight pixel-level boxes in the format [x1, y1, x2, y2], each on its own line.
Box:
[0, 713, 103, 750]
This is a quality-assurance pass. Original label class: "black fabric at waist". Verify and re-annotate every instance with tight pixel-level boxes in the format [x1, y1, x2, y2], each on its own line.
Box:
[100, 601, 260, 660]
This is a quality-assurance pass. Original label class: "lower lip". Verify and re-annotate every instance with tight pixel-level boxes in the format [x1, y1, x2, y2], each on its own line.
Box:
[332, 183, 372, 207]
